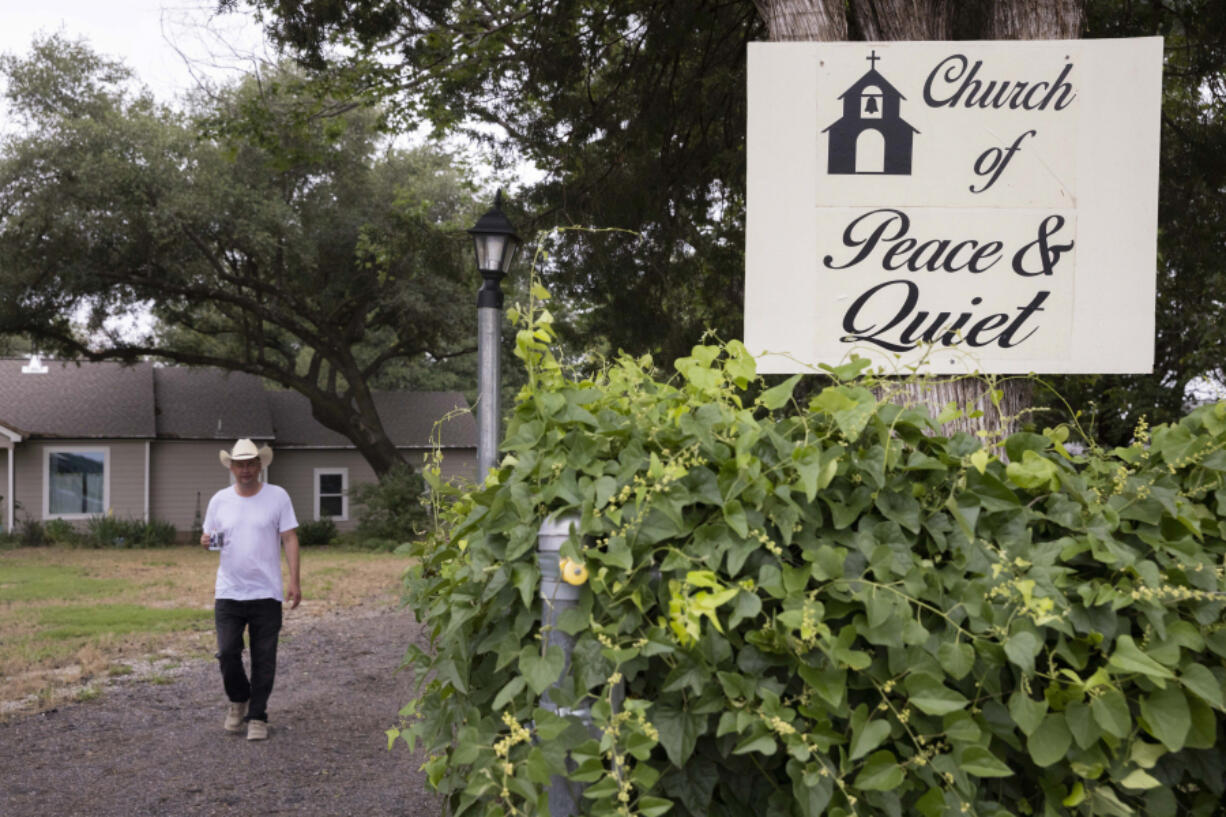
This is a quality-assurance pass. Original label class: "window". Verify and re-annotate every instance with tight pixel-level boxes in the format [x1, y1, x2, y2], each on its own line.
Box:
[45, 447, 109, 519]
[314, 468, 348, 521]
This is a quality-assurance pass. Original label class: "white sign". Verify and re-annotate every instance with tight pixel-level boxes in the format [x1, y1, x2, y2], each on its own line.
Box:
[745, 38, 1162, 374]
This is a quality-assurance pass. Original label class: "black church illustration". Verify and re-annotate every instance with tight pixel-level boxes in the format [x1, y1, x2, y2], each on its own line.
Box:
[822, 51, 919, 175]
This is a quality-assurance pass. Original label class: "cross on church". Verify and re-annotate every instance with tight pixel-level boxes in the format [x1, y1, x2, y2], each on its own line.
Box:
[866, 50, 880, 70]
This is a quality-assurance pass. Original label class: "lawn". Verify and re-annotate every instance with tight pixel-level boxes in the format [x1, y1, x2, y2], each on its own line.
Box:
[0, 545, 412, 712]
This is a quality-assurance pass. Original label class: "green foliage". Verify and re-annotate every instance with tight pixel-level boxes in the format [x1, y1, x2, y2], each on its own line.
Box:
[1044, 0, 1226, 444]
[240, 0, 760, 364]
[298, 517, 339, 546]
[243, 0, 1226, 442]
[351, 463, 428, 544]
[397, 290, 1226, 817]
[0, 35, 481, 476]
[339, 535, 402, 552]
[84, 515, 177, 548]
[143, 519, 178, 547]
[42, 518, 80, 545]
[19, 518, 48, 548]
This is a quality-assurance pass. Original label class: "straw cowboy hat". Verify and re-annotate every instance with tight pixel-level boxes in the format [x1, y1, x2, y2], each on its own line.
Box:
[219, 438, 274, 468]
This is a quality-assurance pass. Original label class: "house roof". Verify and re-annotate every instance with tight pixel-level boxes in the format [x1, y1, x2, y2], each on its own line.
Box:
[153, 368, 275, 440]
[266, 390, 476, 449]
[0, 358, 475, 449]
[0, 359, 156, 438]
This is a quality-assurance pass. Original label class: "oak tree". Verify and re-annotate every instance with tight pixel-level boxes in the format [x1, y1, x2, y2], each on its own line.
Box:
[0, 35, 482, 475]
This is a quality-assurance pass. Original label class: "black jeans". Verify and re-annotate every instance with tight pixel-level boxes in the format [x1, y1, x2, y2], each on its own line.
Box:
[214, 598, 282, 722]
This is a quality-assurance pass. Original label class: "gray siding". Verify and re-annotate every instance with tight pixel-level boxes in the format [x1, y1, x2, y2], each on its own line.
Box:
[150, 441, 235, 534]
[430, 448, 478, 485]
[272, 448, 478, 532]
[13, 439, 148, 525]
[271, 450, 374, 532]
[6, 438, 476, 536]
[1, 447, 10, 532]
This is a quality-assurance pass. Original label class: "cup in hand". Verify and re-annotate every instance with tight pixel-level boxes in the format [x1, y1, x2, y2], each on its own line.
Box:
[208, 532, 225, 551]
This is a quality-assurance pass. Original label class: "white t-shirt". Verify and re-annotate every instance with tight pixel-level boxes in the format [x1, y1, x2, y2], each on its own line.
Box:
[203, 483, 299, 601]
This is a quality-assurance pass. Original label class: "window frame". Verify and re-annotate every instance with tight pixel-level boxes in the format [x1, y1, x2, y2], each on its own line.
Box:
[43, 445, 111, 520]
[313, 467, 348, 522]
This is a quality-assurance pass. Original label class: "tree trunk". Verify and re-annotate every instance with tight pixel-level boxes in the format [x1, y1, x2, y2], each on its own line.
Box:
[307, 388, 406, 478]
[762, 0, 1082, 444]
[986, 0, 1082, 39]
[849, 0, 952, 40]
[753, 0, 845, 40]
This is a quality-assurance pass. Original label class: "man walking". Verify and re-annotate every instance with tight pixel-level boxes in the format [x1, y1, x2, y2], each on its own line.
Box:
[201, 438, 301, 741]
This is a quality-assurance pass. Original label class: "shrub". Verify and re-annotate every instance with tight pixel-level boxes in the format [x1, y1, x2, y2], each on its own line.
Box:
[297, 517, 338, 546]
[86, 514, 143, 548]
[84, 515, 176, 548]
[19, 517, 47, 547]
[352, 463, 427, 543]
[336, 532, 402, 552]
[139, 518, 177, 547]
[396, 299, 1226, 817]
[43, 518, 79, 545]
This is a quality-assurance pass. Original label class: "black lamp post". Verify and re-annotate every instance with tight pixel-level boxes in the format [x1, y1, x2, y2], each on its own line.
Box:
[467, 190, 522, 480]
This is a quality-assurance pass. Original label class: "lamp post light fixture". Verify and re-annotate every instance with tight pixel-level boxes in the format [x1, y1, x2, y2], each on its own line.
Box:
[468, 190, 522, 481]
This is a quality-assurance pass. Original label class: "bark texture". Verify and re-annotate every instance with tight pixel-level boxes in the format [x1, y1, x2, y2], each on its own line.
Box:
[987, 0, 1083, 39]
[763, 0, 1082, 443]
[850, 0, 952, 40]
[754, 0, 846, 40]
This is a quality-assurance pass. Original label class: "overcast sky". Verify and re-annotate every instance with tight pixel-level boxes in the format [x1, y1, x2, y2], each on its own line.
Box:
[1, 1, 271, 105]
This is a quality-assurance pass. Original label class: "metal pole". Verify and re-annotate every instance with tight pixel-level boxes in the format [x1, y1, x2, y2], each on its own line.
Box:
[538, 514, 585, 816]
[477, 303, 502, 481]
[468, 191, 519, 483]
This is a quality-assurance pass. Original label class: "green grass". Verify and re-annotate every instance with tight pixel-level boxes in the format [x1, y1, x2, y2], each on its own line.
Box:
[0, 565, 131, 602]
[36, 605, 213, 640]
[1, 545, 409, 707]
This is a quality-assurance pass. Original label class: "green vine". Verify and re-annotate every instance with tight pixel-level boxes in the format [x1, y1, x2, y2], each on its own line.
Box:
[395, 282, 1226, 817]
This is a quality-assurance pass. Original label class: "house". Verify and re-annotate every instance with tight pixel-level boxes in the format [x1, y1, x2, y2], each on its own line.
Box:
[0, 358, 477, 536]
[822, 50, 919, 175]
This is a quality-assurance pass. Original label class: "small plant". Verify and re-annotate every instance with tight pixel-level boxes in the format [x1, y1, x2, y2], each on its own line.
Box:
[42, 518, 79, 545]
[352, 463, 428, 543]
[138, 518, 177, 547]
[84, 515, 176, 548]
[338, 532, 401, 552]
[34, 684, 56, 710]
[85, 514, 139, 547]
[19, 517, 47, 547]
[298, 517, 339, 546]
[364, 537, 402, 552]
[74, 686, 101, 703]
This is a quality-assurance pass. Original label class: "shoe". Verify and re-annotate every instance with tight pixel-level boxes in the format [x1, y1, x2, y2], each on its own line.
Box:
[247, 719, 268, 741]
[224, 701, 248, 733]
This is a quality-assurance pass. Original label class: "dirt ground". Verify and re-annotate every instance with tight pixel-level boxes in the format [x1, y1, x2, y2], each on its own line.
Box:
[0, 604, 443, 817]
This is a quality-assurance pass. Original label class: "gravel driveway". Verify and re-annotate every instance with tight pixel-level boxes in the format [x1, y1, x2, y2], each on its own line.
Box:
[0, 606, 441, 817]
